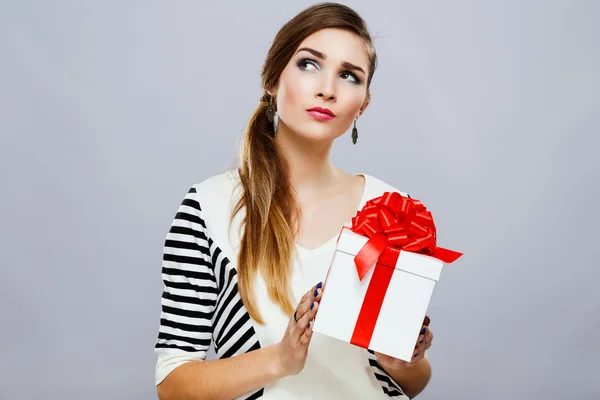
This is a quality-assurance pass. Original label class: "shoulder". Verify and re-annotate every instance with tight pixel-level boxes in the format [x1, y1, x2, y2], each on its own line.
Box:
[185, 169, 242, 245]
[362, 173, 411, 199]
[190, 169, 241, 203]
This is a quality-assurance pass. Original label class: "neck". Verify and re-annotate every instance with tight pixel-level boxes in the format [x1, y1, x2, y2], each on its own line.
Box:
[275, 122, 339, 197]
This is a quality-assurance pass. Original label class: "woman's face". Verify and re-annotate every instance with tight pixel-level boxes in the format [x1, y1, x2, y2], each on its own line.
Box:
[272, 28, 371, 143]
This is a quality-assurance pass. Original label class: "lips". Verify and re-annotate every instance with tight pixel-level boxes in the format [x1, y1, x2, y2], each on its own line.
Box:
[306, 107, 336, 117]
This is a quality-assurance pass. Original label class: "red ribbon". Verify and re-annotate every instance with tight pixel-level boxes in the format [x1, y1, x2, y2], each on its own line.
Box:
[349, 192, 462, 349]
[350, 192, 462, 280]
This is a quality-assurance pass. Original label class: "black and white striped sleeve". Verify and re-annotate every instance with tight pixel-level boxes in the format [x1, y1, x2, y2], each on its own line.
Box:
[154, 186, 217, 385]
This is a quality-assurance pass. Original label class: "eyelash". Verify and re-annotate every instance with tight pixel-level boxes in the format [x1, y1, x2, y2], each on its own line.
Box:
[296, 58, 361, 84]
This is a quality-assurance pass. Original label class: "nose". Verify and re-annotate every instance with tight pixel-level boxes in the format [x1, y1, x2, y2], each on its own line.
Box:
[316, 91, 336, 101]
[317, 92, 336, 102]
[316, 76, 336, 102]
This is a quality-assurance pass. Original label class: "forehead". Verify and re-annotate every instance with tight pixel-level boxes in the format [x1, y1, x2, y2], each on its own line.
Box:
[296, 28, 370, 68]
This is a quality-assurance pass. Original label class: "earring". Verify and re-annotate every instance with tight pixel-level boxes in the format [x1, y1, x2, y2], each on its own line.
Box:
[266, 96, 276, 123]
[351, 119, 358, 145]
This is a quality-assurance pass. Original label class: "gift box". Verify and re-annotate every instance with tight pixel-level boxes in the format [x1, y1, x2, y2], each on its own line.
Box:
[313, 192, 462, 362]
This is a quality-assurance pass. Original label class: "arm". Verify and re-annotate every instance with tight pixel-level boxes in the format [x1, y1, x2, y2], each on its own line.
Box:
[380, 357, 431, 399]
[157, 345, 286, 400]
[155, 186, 321, 399]
[156, 186, 285, 399]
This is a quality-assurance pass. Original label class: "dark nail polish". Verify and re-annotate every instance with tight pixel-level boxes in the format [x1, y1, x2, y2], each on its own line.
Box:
[420, 327, 427, 334]
[308, 322, 311, 329]
[316, 282, 323, 289]
[310, 302, 315, 310]
[314, 289, 319, 297]
[413, 353, 419, 358]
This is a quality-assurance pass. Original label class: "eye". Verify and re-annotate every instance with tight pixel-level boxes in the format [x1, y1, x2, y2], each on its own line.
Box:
[296, 58, 320, 72]
[340, 71, 360, 84]
[296, 57, 362, 84]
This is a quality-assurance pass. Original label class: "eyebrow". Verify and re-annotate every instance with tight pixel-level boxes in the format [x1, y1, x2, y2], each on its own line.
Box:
[296, 47, 366, 75]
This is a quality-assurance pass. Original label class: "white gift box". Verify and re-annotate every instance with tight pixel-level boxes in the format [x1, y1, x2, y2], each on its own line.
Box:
[313, 227, 444, 362]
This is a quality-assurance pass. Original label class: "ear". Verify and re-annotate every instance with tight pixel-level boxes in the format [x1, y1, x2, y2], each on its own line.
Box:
[357, 93, 371, 118]
[266, 84, 279, 98]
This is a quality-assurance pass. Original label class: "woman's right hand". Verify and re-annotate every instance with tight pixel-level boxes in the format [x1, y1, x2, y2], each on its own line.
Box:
[274, 281, 323, 377]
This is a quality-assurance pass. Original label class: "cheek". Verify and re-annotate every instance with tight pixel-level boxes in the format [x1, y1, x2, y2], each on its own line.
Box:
[278, 70, 311, 116]
[280, 87, 300, 114]
[339, 90, 366, 122]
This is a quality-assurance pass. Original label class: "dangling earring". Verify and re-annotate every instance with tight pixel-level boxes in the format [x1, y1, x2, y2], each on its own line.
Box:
[351, 118, 358, 145]
[266, 96, 276, 123]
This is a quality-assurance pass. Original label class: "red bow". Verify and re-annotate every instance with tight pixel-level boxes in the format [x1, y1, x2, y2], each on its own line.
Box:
[351, 192, 462, 280]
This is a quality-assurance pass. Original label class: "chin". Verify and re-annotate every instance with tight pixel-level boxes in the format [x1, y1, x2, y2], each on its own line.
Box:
[295, 122, 343, 141]
[297, 130, 341, 143]
[278, 118, 343, 142]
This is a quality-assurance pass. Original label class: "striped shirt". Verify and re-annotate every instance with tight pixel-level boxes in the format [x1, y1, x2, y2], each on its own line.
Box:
[155, 170, 412, 399]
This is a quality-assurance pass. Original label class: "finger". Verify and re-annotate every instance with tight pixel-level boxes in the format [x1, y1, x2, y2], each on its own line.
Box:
[297, 301, 320, 347]
[298, 300, 319, 329]
[298, 318, 315, 346]
[312, 282, 324, 302]
[423, 315, 430, 327]
[295, 282, 322, 320]
[411, 328, 433, 364]
[292, 283, 322, 336]
[416, 326, 433, 348]
[409, 327, 427, 363]
[424, 329, 433, 351]
[413, 340, 426, 359]
[409, 347, 425, 365]
[414, 325, 428, 348]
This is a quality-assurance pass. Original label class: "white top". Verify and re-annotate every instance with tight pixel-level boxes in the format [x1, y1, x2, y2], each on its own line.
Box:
[154, 170, 411, 399]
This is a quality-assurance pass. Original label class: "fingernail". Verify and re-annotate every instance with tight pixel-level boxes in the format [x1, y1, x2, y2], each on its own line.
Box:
[413, 352, 419, 358]
[420, 327, 427, 334]
[308, 322, 311, 329]
[314, 289, 319, 297]
[310, 302, 315, 310]
[419, 338, 424, 344]
[316, 282, 323, 289]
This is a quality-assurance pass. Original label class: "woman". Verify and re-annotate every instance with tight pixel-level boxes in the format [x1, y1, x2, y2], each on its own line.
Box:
[155, 3, 434, 399]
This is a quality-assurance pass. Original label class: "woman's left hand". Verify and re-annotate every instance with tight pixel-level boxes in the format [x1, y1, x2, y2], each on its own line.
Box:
[374, 320, 433, 370]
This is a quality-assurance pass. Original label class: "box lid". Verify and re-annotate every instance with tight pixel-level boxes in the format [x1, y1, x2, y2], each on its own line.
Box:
[335, 227, 444, 281]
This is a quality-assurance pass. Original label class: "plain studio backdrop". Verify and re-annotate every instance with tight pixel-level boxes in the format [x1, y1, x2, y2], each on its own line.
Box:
[1, 1, 598, 399]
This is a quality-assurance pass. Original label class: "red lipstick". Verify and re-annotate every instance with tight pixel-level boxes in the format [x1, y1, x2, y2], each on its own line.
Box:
[307, 107, 336, 121]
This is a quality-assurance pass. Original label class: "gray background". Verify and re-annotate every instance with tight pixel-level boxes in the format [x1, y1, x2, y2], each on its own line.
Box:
[1, 1, 598, 399]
